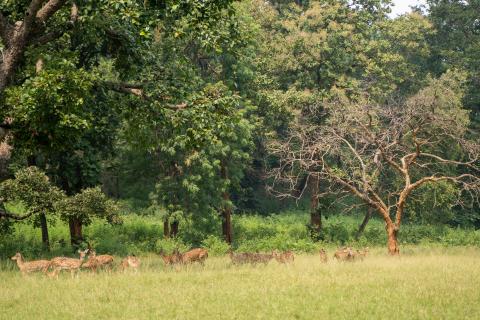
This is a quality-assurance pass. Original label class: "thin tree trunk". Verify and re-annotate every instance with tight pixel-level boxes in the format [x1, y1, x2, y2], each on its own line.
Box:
[39, 212, 50, 251]
[221, 192, 233, 245]
[220, 164, 233, 244]
[170, 220, 179, 238]
[310, 175, 322, 237]
[163, 219, 170, 238]
[355, 207, 372, 240]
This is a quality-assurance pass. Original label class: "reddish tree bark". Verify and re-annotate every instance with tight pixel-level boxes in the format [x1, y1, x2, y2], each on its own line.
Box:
[68, 217, 83, 246]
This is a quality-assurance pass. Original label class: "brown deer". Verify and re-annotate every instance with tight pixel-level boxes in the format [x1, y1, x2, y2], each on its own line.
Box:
[160, 249, 183, 265]
[354, 247, 369, 260]
[229, 251, 251, 265]
[251, 252, 274, 265]
[181, 248, 208, 265]
[120, 255, 141, 271]
[48, 249, 88, 277]
[319, 249, 328, 263]
[273, 250, 295, 264]
[333, 247, 355, 262]
[82, 250, 114, 272]
[10, 253, 51, 275]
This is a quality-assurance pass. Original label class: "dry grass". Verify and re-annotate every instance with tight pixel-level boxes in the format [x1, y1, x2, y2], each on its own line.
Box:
[1, 247, 480, 320]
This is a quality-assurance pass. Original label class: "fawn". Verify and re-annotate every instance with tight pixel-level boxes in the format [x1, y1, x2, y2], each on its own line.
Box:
[319, 249, 328, 263]
[120, 255, 141, 271]
[11, 253, 50, 275]
[160, 249, 183, 265]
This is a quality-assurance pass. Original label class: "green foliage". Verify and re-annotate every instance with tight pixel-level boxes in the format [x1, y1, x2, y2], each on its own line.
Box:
[201, 235, 230, 256]
[0, 167, 64, 225]
[55, 187, 120, 226]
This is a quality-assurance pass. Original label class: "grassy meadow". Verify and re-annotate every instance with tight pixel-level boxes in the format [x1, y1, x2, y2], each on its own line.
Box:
[1, 247, 480, 320]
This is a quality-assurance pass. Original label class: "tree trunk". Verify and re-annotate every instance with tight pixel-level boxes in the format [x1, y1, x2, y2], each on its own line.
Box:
[221, 192, 233, 245]
[170, 220, 179, 238]
[310, 175, 322, 237]
[355, 207, 372, 240]
[386, 223, 400, 255]
[163, 219, 170, 238]
[69, 217, 83, 247]
[39, 212, 50, 251]
[220, 164, 233, 244]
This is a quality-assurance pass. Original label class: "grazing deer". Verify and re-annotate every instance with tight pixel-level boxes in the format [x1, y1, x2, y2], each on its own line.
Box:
[251, 252, 274, 265]
[319, 249, 328, 263]
[160, 249, 183, 265]
[333, 247, 355, 262]
[181, 248, 208, 265]
[229, 251, 251, 265]
[354, 247, 369, 260]
[48, 249, 88, 277]
[273, 250, 295, 264]
[10, 253, 51, 275]
[120, 255, 141, 272]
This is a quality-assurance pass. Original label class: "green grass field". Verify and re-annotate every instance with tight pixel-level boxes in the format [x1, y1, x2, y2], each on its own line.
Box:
[1, 247, 480, 320]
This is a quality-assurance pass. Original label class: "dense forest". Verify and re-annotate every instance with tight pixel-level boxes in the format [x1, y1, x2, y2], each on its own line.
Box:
[1, 0, 479, 255]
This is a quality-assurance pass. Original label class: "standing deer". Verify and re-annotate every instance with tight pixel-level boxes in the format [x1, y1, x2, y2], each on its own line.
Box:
[181, 248, 208, 265]
[121, 255, 141, 272]
[319, 249, 328, 263]
[354, 247, 369, 260]
[81, 250, 114, 272]
[10, 253, 51, 275]
[333, 247, 355, 262]
[160, 249, 183, 265]
[273, 250, 295, 264]
[48, 249, 88, 277]
[229, 251, 251, 265]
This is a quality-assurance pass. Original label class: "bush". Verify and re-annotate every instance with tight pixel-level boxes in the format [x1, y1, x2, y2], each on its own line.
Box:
[201, 235, 230, 256]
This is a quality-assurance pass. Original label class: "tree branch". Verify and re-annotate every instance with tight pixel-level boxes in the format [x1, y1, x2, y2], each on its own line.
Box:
[36, 0, 67, 24]
[0, 203, 33, 221]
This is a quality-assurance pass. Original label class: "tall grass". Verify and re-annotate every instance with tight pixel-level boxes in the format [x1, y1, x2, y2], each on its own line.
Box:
[1, 249, 480, 320]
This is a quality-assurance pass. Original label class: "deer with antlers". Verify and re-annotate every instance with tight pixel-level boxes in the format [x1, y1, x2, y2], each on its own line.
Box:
[10, 252, 50, 275]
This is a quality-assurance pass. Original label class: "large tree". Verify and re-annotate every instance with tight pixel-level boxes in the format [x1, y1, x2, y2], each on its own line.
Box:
[270, 71, 480, 254]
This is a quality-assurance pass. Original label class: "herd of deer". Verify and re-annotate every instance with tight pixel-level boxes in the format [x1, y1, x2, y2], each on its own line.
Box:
[10, 246, 368, 276]
[10, 250, 140, 277]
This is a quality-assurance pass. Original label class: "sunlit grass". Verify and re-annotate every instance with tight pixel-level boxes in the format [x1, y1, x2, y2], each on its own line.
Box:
[1, 248, 480, 319]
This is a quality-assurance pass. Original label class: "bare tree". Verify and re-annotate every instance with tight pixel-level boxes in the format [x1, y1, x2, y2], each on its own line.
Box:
[269, 72, 480, 255]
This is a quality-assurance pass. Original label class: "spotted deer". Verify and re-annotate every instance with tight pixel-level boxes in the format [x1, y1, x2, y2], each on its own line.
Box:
[229, 251, 251, 265]
[82, 250, 114, 272]
[354, 247, 369, 260]
[319, 249, 328, 263]
[333, 247, 355, 262]
[181, 248, 208, 265]
[48, 249, 88, 277]
[160, 249, 183, 265]
[10, 253, 50, 275]
[120, 255, 141, 271]
[273, 250, 295, 264]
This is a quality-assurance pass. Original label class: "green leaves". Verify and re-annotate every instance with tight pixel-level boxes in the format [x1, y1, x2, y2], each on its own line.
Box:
[55, 187, 120, 226]
[0, 167, 65, 220]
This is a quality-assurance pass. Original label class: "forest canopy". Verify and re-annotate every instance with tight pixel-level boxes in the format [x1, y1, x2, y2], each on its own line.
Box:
[0, 0, 479, 255]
